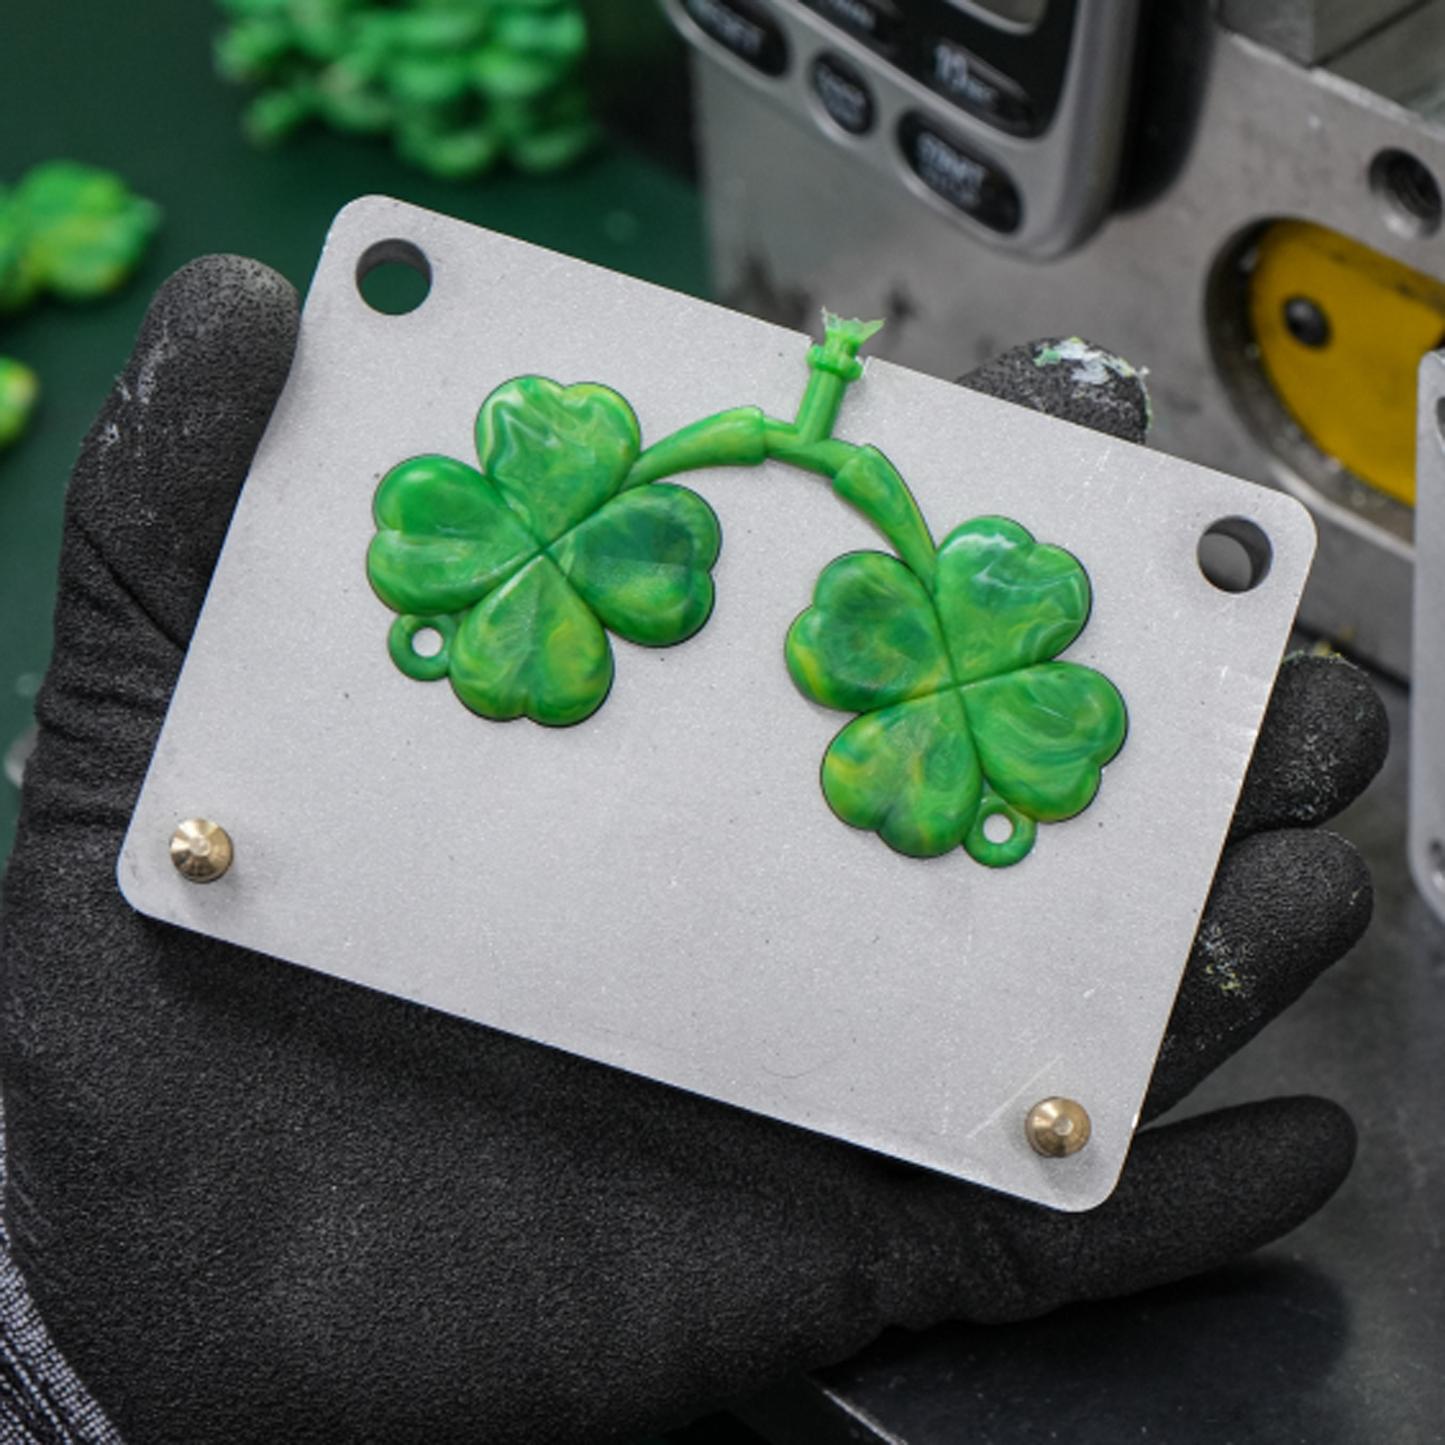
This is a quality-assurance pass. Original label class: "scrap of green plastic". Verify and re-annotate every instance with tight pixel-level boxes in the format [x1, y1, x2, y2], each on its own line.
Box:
[0, 162, 160, 311]
[0, 358, 39, 450]
[0, 162, 158, 450]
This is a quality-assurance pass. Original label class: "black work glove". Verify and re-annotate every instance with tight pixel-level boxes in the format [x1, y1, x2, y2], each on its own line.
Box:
[0, 257, 1387, 1445]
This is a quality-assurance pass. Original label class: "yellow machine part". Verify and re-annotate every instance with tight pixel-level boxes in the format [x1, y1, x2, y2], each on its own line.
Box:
[1248, 219, 1445, 507]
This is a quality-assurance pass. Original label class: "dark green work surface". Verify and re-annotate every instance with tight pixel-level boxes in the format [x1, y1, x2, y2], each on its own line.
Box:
[0, 0, 707, 865]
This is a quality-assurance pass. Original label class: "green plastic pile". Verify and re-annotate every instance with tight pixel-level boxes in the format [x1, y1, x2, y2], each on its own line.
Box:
[215, 0, 599, 179]
[0, 161, 161, 449]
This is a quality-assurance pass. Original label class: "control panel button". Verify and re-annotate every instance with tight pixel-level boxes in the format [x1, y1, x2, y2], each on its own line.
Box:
[899, 116, 1022, 233]
[800, 0, 904, 51]
[811, 52, 875, 135]
[928, 40, 1036, 134]
[682, 0, 788, 75]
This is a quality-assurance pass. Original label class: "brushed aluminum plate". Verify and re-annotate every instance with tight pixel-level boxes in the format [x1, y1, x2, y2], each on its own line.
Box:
[118, 198, 1315, 1209]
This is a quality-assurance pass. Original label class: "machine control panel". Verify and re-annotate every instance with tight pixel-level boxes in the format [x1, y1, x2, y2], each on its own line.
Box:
[899, 112, 1022, 230]
[681, 0, 790, 74]
[811, 51, 877, 133]
[664, 0, 1143, 257]
[927, 37, 1037, 133]
[801, 0, 906, 51]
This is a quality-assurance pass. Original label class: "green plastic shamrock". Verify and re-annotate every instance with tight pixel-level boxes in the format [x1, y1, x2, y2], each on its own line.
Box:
[367, 375, 721, 725]
[785, 516, 1128, 865]
[0, 161, 160, 450]
[0, 161, 160, 314]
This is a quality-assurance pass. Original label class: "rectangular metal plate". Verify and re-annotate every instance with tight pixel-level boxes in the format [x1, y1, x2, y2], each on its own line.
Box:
[119, 198, 1315, 1209]
[1412, 352, 1445, 924]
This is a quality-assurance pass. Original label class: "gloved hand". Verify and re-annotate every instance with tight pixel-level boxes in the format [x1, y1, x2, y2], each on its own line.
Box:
[0, 256, 1387, 1445]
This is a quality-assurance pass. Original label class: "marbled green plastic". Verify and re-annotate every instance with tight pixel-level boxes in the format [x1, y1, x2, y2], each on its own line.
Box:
[368, 312, 1127, 864]
[369, 375, 720, 725]
[786, 517, 1127, 861]
[0, 161, 159, 450]
[0, 161, 160, 313]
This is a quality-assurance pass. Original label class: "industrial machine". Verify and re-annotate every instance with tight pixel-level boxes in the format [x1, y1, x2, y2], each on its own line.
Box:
[663, 0, 1445, 678]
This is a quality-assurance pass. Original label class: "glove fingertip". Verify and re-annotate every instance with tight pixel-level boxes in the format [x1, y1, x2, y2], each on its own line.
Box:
[1231, 652, 1390, 838]
[1260, 1094, 1359, 1217]
[1081, 1096, 1357, 1304]
[1143, 828, 1372, 1122]
[885, 1097, 1355, 1330]
[68, 254, 300, 647]
[955, 338, 1151, 445]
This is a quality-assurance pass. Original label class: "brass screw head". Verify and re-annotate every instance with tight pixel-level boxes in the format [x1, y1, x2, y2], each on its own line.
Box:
[169, 819, 233, 883]
[1025, 1097, 1092, 1158]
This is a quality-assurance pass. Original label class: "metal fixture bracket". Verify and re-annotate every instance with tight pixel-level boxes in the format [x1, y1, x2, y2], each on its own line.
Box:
[1411, 351, 1445, 924]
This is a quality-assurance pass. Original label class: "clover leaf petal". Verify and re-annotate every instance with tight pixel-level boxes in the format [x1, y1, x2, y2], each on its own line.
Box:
[477, 377, 640, 544]
[820, 691, 982, 858]
[964, 662, 1127, 822]
[371, 374, 723, 728]
[549, 483, 721, 647]
[448, 555, 613, 726]
[933, 517, 1093, 683]
[369, 454, 537, 615]
[785, 552, 951, 713]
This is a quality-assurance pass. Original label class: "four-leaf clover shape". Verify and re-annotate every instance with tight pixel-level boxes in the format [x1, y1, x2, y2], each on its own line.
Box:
[785, 518, 1128, 864]
[367, 375, 721, 726]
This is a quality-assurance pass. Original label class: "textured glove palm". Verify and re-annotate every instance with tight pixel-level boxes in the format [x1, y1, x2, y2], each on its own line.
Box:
[0, 256, 1386, 1445]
